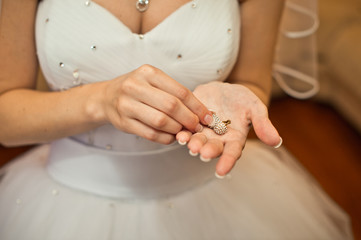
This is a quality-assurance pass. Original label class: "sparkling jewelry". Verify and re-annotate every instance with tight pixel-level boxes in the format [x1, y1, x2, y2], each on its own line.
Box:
[208, 112, 231, 135]
[136, 0, 149, 12]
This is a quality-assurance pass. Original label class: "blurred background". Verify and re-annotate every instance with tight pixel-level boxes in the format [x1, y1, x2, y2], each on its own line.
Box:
[270, 0, 361, 238]
[1, 0, 360, 238]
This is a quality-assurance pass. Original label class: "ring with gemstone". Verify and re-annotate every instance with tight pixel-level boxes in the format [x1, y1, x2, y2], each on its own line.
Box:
[208, 112, 231, 135]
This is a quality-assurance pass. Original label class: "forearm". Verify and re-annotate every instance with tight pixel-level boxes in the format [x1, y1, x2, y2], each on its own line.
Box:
[0, 83, 106, 146]
[228, 0, 285, 105]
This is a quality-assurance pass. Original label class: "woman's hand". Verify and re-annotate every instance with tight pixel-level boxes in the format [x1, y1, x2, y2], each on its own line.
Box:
[176, 81, 282, 177]
[97, 64, 213, 144]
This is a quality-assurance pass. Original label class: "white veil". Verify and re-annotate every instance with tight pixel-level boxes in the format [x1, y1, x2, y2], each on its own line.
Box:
[274, 0, 320, 99]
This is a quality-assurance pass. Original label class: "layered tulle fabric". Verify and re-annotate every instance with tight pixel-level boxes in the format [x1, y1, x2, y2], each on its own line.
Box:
[0, 141, 352, 239]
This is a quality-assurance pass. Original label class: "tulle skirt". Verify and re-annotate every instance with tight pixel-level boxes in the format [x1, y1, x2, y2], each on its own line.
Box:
[0, 140, 353, 240]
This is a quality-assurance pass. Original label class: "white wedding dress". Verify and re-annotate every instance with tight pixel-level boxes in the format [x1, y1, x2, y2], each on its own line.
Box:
[0, 0, 353, 239]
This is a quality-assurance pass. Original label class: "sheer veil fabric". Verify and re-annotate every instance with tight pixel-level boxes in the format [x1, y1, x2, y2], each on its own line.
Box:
[0, 0, 354, 239]
[274, 0, 320, 99]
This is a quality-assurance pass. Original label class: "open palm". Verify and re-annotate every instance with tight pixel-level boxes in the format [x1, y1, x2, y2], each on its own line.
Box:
[176, 82, 281, 177]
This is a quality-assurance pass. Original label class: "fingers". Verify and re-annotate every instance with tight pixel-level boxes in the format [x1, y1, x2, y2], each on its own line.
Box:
[187, 133, 208, 156]
[121, 118, 175, 145]
[137, 65, 213, 127]
[176, 130, 192, 145]
[187, 132, 226, 162]
[199, 139, 224, 162]
[134, 84, 203, 133]
[122, 65, 212, 133]
[251, 104, 282, 148]
[124, 99, 183, 134]
[215, 140, 243, 177]
[186, 132, 243, 178]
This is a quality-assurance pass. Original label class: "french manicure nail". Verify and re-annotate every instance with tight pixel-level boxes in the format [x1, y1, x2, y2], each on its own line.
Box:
[178, 140, 187, 145]
[274, 137, 283, 149]
[189, 150, 198, 157]
[200, 155, 211, 162]
[204, 114, 213, 125]
[195, 124, 203, 133]
[215, 172, 226, 179]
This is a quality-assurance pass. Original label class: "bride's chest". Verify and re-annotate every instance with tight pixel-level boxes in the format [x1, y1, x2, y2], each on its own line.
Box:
[92, 0, 193, 34]
[35, 0, 241, 91]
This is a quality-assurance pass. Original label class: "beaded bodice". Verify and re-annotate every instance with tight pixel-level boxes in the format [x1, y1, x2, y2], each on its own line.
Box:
[36, 0, 241, 152]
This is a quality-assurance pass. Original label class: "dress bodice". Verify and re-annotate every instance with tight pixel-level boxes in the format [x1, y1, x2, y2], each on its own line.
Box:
[35, 0, 241, 198]
[36, 0, 241, 152]
[36, 0, 240, 91]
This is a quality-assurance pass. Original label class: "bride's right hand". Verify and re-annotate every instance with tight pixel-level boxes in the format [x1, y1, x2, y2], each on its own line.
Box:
[95, 65, 213, 144]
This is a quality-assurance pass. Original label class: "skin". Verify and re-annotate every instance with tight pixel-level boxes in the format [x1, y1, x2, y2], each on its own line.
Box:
[0, 0, 212, 146]
[0, 0, 284, 176]
[177, 0, 285, 176]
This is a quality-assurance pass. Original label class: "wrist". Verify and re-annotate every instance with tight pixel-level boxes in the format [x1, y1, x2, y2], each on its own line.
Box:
[227, 76, 272, 106]
[83, 82, 108, 125]
[241, 82, 271, 106]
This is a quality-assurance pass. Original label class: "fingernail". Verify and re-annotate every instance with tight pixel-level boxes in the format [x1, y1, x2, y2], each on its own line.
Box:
[274, 137, 283, 149]
[195, 124, 203, 133]
[215, 172, 226, 179]
[178, 140, 187, 145]
[208, 116, 217, 128]
[200, 155, 211, 162]
[189, 150, 198, 157]
[204, 114, 213, 125]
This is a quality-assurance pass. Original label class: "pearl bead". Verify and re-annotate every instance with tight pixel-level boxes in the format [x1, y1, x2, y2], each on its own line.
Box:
[72, 69, 81, 85]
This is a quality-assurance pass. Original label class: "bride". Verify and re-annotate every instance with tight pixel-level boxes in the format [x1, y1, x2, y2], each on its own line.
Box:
[0, 0, 353, 239]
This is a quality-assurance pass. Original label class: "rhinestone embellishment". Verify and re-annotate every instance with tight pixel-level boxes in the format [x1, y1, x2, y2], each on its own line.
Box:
[213, 120, 231, 135]
[208, 112, 231, 135]
[72, 69, 81, 85]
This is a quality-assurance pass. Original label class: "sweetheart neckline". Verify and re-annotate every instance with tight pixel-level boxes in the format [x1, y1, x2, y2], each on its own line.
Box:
[90, 0, 196, 36]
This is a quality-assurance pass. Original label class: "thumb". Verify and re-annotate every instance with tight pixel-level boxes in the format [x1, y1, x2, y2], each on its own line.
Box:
[251, 108, 282, 148]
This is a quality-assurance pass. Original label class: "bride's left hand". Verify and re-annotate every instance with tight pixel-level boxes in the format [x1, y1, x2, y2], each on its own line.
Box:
[176, 81, 282, 177]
